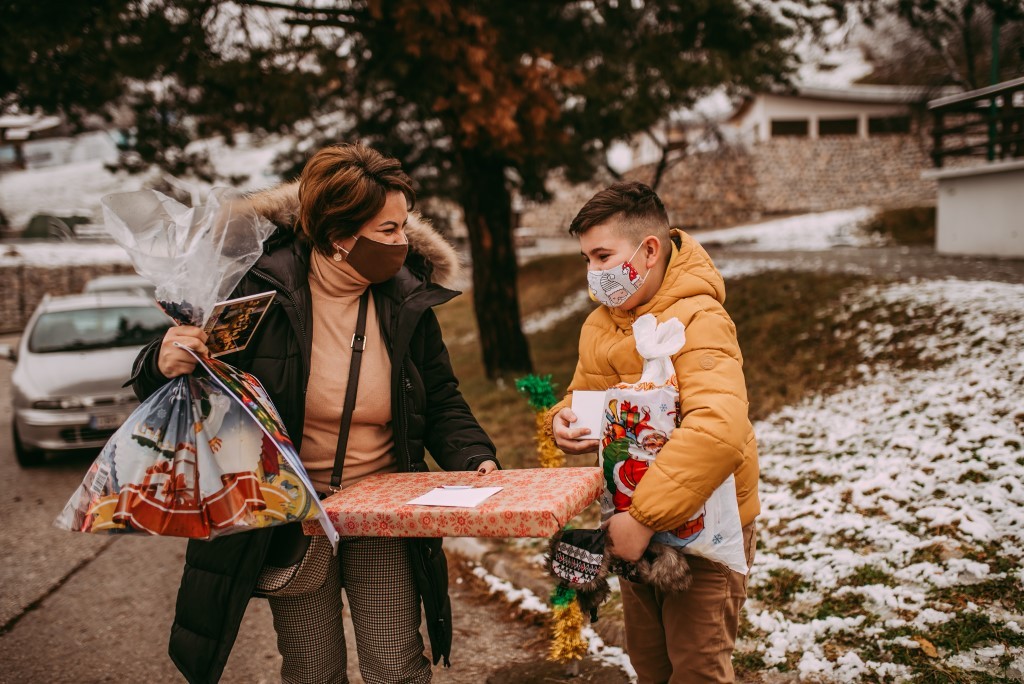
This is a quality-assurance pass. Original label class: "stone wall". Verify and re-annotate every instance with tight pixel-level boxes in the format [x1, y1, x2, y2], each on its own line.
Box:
[624, 147, 761, 230]
[751, 135, 937, 215]
[0, 263, 137, 333]
[518, 132, 938, 233]
[517, 171, 614, 236]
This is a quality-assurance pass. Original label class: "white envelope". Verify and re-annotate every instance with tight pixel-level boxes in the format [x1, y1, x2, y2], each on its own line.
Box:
[406, 486, 503, 508]
[570, 390, 606, 440]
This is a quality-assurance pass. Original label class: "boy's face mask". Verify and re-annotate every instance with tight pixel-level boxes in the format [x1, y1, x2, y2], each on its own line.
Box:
[587, 240, 648, 308]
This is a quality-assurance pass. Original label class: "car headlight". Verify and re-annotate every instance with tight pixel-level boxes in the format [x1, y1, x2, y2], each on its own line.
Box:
[32, 398, 86, 410]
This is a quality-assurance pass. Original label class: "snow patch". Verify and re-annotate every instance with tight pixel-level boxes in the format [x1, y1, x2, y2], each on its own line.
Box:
[694, 207, 880, 252]
[743, 279, 1024, 680]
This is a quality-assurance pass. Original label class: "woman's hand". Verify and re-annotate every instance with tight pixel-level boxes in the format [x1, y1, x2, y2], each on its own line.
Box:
[475, 460, 498, 475]
[552, 407, 599, 454]
[604, 512, 656, 563]
[157, 326, 210, 378]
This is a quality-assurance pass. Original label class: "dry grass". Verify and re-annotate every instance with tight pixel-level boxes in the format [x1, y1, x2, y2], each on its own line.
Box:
[726, 271, 874, 421]
[436, 253, 593, 469]
[864, 206, 936, 246]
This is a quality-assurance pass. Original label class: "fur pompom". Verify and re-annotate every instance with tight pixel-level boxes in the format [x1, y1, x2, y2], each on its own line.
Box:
[611, 541, 692, 594]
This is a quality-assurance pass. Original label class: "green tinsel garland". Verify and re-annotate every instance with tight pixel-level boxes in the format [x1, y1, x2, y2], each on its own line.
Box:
[550, 583, 578, 607]
[517, 373, 588, 664]
[515, 373, 559, 412]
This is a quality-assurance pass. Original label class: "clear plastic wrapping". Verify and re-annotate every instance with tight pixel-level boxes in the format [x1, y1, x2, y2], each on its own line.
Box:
[100, 188, 277, 325]
[55, 189, 337, 546]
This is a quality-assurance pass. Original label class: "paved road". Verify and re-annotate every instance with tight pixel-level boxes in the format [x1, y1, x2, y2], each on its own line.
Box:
[0, 333, 627, 684]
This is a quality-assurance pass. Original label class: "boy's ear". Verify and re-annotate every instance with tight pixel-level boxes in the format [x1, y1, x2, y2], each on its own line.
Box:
[643, 235, 662, 268]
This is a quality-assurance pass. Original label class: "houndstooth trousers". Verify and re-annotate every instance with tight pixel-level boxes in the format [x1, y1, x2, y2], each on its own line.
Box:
[265, 535, 432, 684]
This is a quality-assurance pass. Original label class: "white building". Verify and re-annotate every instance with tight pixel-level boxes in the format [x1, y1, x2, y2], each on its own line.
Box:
[727, 84, 950, 143]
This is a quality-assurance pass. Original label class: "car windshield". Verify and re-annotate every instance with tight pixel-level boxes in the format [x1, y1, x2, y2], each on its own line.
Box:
[28, 306, 171, 354]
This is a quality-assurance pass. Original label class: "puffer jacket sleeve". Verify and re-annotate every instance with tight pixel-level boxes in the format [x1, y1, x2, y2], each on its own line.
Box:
[629, 308, 750, 531]
[128, 337, 173, 401]
[419, 310, 499, 471]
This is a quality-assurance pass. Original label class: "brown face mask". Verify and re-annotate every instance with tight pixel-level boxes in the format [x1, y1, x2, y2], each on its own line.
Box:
[338, 236, 409, 283]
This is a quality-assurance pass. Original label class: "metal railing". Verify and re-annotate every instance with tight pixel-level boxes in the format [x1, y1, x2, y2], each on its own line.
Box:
[929, 76, 1024, 167]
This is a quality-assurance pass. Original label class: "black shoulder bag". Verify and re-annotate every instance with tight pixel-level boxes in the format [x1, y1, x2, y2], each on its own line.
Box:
[254, 290, 370, 597]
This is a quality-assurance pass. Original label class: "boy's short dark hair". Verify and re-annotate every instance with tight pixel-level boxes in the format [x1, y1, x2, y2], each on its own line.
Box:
[569, 181, 670, 239]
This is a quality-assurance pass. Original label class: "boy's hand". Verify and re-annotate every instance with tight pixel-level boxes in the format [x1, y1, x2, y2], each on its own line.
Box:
[552, 407, 599, 454]
[604, 512, 655, 563]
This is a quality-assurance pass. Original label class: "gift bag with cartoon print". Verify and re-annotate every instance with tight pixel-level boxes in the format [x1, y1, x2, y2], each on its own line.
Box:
[599, 313, 748, 575]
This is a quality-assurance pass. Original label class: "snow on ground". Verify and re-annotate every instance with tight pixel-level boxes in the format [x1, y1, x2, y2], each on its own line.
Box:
[742, 279, 1024, 681]
[716, 257, 813, 280]
[523, 290, 593, 335]
[461, 276, 1023, 682]
[0, 134, 286, 229]
[0, 159, 155, 229]
[0, 241, 131, 267]
[470, 565, 638, 681]
[693, 207, 881, 252]
[186, 133, 287, 189]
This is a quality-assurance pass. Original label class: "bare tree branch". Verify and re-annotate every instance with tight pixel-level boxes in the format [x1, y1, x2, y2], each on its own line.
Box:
[235, 0, 362, 20]
[603, 161, 623, 180]
[283, 17, 359, 28]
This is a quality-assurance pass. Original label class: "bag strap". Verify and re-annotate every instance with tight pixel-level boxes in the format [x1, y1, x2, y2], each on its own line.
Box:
[330, 289, 371, 491]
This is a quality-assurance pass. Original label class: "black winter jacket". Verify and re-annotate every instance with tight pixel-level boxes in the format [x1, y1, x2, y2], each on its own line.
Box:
[130, 185, 497, 683]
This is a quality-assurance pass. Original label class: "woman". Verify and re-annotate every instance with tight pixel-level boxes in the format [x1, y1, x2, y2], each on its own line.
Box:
[131, 144, 499, 684]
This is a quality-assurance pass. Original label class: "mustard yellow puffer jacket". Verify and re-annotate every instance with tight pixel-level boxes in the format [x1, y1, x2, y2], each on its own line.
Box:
[546, 229, 760, 530]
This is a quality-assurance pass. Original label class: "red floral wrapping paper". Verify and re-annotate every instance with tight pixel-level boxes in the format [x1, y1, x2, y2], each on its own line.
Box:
[303, 467, 604, 538]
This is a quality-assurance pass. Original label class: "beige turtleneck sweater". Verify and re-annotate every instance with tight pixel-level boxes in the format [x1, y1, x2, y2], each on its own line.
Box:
[301, 249, 397, 493]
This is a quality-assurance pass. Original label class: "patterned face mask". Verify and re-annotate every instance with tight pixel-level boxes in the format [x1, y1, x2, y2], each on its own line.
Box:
[586, 240, 647, 308]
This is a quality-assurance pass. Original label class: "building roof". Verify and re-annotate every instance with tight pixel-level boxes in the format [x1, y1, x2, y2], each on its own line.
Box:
[792, 83, 961, 105]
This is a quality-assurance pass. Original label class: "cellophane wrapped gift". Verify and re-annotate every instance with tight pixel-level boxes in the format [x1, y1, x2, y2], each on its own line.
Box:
[54, 189, 336, 545]
[303, 468, 605, 538]
[600, 314, 747, 574]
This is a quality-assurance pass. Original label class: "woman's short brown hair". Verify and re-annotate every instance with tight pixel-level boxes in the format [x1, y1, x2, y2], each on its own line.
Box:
[298, 143, 415, 254]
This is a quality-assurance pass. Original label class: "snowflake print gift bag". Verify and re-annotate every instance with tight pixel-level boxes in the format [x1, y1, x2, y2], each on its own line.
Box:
[600, 313, 748, 575]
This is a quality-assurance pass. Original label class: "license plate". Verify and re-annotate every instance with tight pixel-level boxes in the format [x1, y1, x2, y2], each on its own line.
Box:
[90, 413, 126, 430]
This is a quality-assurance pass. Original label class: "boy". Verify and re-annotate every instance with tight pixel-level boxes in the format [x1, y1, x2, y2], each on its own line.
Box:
[547, 181, 760, 683]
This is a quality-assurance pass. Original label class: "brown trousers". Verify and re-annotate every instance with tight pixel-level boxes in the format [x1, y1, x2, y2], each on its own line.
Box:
[620, 522, 757, 684]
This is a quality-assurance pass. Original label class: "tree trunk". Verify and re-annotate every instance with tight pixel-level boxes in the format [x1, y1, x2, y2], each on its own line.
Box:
[458, 149, 533, 379]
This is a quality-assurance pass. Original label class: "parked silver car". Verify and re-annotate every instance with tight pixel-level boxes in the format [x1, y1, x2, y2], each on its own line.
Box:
[7, 293, 171, 466]
[82, 274, 156, 299]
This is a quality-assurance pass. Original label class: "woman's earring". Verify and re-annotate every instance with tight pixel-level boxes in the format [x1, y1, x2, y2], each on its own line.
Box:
[333, 250, 344, 262]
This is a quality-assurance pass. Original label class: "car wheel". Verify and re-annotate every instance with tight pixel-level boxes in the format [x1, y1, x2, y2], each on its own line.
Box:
[13, 422, 44, 468]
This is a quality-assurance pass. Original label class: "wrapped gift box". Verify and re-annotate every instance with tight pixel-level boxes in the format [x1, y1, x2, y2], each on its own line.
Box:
[303, 467, 603, 538]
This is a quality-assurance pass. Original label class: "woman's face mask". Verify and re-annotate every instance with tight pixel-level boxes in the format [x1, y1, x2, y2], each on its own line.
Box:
[586, 240, 648, 308]
[336, 235, 409, 283]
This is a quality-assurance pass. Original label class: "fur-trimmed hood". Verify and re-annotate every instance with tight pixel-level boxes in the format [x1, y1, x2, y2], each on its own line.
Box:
[244, 180, 461, 288]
